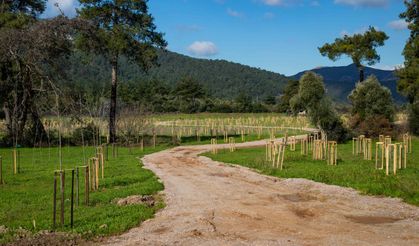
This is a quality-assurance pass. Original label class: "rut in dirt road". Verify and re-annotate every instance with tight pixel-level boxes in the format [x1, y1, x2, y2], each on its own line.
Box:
[104, 139, 419, 246]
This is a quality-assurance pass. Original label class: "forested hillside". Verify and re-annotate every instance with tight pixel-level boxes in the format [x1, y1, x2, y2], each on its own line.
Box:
[63, 51, 403, 105]
[64, 50, 289, 100]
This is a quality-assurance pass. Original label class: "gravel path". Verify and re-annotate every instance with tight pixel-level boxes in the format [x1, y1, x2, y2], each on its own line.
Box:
[103, 139, 419, 246]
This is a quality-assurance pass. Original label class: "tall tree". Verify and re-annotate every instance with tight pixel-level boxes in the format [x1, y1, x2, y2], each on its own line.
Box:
[397, 0, 418, 103]
[396, 0, 419, 134]
[77, 0, 167, 143]
[1, 1, 79, 145]
[319, 27, 388, 82]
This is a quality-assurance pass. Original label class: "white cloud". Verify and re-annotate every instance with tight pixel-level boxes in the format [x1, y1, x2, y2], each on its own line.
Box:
[388, 20, 409, 30]
[334, 0, 388, 7]
[187, 41, 218, 57]
[227, 8, 244, 18]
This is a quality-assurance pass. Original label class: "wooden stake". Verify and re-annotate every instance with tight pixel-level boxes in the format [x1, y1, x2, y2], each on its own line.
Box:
[53, 173, 57, 229]
[60, 171, 65, 227]
[363, 138, 372, 160]
[211, 138, 218, 154]
[375, 142, 384, 169]
[95, 157, 99, 190]
[85, 166, 89, 206]
[327, 141, 337, 165]
[70, 169, 74, 228]
[76, 167, 79, 206]
[13, 148, 17, 174]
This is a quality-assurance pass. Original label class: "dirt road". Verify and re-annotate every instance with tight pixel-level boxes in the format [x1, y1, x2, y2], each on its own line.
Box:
[104, 139, 419, 246]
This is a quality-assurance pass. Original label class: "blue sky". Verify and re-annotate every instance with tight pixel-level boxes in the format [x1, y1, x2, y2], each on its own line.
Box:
[43, 0, 410, 76]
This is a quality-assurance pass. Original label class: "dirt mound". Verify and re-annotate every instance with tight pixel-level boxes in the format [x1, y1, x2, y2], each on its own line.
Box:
[114, 195, 155, 207]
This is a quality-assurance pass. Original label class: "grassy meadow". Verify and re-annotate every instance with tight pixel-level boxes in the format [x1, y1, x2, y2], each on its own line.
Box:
[0, 145, 167, 243]
[204, 138, 419, 206]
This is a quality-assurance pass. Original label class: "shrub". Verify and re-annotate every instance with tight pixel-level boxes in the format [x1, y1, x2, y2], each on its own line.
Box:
[350, 114, 393, 137]
[292, 72, 348, 142]
[72, 123, 99, 145]
[348, 75, 395, 122]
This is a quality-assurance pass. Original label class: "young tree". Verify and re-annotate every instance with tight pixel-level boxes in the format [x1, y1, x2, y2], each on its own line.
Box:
[77, 0, 167, 143]
[348, 75, 395, 136]
[348, 75, 395, 122]
[319, 27, 388, 82]
[396, 0, 419, 134]
[277, 80, 299, 113]
[173, 77, 207, 113]
[291, 72, 347, 141]
[235, 92, 253, 113]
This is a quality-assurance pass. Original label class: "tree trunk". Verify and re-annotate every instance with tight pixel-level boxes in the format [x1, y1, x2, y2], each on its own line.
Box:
[30, 103, 47, 144]
[359, 66, 365, 82]
[109, 56, 118, 143]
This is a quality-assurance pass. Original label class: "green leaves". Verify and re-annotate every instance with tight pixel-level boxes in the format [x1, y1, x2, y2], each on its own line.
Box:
[77, 0, 167, 66]
[348, 75, 395, 122]
[318, 26, 389, 69]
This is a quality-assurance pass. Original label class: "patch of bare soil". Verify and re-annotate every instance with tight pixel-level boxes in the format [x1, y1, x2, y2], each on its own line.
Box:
[6, 231, 86, 246]
[114, 195, 156, 207]
[103, 136, 419, 246]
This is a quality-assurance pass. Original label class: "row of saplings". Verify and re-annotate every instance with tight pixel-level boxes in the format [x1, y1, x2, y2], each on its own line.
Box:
[208, 130, 413, 177]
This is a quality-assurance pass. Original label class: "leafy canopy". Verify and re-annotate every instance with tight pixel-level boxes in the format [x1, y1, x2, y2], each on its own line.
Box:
[318, 27, 388, 68]
[348, 75, 395, 122]
[77, 0, 167, 67]
[0, 0, 45, 28]
[397, 0, 419, 103]
[291, 72, 347, 141]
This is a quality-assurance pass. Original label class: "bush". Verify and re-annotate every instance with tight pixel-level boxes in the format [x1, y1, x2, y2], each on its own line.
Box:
[348, 75, 396, 136]
[72, 123, 99, 145]
[350, 114, 393, 137]
[348, 75, 395, 122]
[409, 101, 419, 135]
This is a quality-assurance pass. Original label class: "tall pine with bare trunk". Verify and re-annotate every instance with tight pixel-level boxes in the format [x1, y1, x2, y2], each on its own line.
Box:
[318, 27, 388, 82]
[77, 0, 167, 143]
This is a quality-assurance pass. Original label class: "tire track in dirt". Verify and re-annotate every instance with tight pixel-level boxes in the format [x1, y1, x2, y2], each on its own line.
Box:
[103, 138, 419, 246]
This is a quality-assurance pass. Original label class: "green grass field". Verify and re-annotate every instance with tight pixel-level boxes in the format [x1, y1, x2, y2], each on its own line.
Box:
[203, 139, 419, 206]
[0, 145, 167, 243]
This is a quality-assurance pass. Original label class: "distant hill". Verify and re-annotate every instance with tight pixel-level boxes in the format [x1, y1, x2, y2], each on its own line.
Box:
[65, 50, 289, 100]
[65, 51, 404, 103]
[292, 64, 404, 103]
